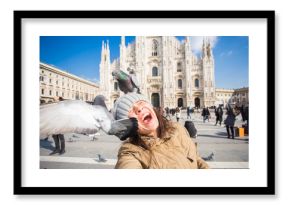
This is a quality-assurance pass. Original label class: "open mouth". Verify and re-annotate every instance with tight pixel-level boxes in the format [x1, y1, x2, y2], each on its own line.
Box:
[142, 113, 152, 124]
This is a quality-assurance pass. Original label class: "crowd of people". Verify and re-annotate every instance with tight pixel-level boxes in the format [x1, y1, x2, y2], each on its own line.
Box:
[161, 104, 249, 140]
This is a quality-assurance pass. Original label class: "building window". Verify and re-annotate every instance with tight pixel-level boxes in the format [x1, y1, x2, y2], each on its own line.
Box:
[49, 90, 52, 96]
[195, 79, 199, 88]
[152, 39, 158, 56]
[41, 89, 44, 95]
[178, 79, 182, 89]
[177, 62, 182, 72]
[114, 82, 118, 91]
[152, 67, 158, 76]
[56, 91, 58, 96]
[49, 79, 52, 83]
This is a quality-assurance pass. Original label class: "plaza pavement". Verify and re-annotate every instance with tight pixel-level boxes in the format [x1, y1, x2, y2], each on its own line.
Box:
[40, 109, 249, 169]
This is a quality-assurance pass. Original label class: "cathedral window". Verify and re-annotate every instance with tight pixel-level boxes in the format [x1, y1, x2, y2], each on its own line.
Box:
[195, 79, 199, 88]
[152, 67, 158, 76]
[152, 39, 158, 56]
[177, 62, 182, 72]
[178, 79, 182, 89]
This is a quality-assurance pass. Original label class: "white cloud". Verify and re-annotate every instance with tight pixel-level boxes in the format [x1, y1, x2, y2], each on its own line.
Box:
[220, 50, 233, 57]
[189, 36, 218, 54]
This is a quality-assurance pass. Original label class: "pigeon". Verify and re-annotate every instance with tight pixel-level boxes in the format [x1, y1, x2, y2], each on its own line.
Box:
[40, 97, 138, 141]
[40, 100, 113, 137]
[112, 69, 140, 94]
[97, 154, 107, 163]
[202, 152, 214, 161]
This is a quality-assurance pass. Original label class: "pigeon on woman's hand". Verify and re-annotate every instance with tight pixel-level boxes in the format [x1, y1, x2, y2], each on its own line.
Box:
[109, 117, 138, 141]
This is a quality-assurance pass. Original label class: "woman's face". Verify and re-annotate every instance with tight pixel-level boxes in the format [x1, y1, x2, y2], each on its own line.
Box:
[128, 101, 159, 136]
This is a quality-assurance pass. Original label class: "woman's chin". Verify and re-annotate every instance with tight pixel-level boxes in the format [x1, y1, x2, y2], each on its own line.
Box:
[139, 121, 158, 134]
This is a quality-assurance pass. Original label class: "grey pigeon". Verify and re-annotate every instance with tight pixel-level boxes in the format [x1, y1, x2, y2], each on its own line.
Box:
[97, 154, 107, 163]
[40, 98, 138, 141]
[202, 152, 214, 161]
[112, 69, 140, 94]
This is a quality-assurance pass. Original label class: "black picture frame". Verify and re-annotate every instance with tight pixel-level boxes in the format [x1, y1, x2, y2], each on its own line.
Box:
[14, 10, 275, 195]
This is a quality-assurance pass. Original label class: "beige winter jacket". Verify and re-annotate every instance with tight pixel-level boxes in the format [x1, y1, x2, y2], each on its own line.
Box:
[115, 122, 209, 169]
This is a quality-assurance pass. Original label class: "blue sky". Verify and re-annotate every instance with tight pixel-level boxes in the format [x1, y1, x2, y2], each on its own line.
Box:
[40, 36, 248, 89]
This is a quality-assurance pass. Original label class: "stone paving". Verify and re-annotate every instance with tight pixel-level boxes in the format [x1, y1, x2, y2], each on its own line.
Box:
[40, 109, 249, 169]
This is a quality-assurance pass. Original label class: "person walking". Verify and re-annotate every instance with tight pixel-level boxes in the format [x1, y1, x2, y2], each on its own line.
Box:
[187, 106, 192, 119]
[215, 105, 223, 126]
[202, 107, 210, 123]
[175, 107, 181, 122]
[164, 107, 171, 120]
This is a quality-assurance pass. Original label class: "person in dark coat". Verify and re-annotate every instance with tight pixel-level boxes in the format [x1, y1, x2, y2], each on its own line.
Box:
[215, 105, 223, 126]
[224, 105, 238, 139]
[202, 107, 210, 123]
[50, 134, 65, 155]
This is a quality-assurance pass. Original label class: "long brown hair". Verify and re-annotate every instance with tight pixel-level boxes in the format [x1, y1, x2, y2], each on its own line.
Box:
[129, 108, 175, 149]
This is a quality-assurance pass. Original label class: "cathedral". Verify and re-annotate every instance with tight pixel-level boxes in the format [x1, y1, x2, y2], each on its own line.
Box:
[99, 36, 216, 110]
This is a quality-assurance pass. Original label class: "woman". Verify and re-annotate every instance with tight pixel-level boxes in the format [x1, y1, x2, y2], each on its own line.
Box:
[113, 93, 209, 169]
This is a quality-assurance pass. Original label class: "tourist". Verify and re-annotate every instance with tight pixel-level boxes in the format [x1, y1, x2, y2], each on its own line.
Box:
[113, 93, 209, 169]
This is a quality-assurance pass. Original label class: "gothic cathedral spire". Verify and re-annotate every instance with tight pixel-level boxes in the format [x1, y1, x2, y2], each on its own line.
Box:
[120, 36, 126, 69]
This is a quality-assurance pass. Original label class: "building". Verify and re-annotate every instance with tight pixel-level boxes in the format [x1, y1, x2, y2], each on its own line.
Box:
[231, 87, 249, 106]
[215, 88, 235, 107]
[39, 62, 99, 104]
[99, 36, 216, 109]
[215, 87, 249, 107]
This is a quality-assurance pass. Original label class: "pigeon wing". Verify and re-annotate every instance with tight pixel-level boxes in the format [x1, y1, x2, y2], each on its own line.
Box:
[40, 100, 113, 138]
